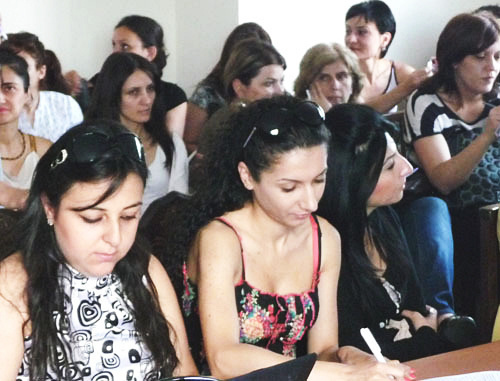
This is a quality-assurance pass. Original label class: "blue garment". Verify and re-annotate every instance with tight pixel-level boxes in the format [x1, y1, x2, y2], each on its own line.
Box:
[395, 197, 454, 315]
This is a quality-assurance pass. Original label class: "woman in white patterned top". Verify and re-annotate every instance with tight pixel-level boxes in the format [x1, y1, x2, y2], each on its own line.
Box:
[1, 32, 83, 142]
[0, 120, 197, 379]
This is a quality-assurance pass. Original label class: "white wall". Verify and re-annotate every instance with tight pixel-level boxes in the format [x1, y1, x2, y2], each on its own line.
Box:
[1, 0, 177, 81]
[175, 0, 239, 96]
[0, 0, 491, 97]
[239, 0, 489, 93]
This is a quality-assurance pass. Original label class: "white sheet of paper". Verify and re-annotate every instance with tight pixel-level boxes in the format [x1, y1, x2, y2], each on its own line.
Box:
[423, 371, 500, 381]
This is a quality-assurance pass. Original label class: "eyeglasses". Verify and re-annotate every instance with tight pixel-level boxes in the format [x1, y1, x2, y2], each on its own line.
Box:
[50, 131, 145, 169]
[242, 100, 325, 148]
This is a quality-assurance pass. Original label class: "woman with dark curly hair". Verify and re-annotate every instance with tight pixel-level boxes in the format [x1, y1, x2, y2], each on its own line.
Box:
[0, 120, 197, 379]
[160, 95, 411, 380]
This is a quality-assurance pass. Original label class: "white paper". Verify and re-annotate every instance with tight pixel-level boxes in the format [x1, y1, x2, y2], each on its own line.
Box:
[423, 371, 500, 381]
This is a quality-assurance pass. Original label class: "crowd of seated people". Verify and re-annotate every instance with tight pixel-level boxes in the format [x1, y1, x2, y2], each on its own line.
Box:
[0, 1, 499, 379]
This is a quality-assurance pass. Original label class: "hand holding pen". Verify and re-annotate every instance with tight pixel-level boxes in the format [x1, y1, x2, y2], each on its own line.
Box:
[360, 327, 417, 380]
[484, 102, 500, 139]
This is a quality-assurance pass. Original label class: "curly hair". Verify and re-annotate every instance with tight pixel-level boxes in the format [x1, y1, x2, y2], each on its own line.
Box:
[159, 95, 330, 297]
[13, 120, 178, 379]
[294, 42, 364, 103]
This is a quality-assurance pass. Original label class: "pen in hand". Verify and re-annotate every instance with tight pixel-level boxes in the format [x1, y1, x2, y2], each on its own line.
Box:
[360, 327, 386, 363]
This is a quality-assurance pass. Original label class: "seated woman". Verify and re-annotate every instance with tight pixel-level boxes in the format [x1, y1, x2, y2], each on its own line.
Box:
[405, 13, 500, 318]
[86, 52, 189, 214]
[318, 103, 474, 361]
[161, 96, 412, 380]
[1, 32, 83, 142]
[345, 0, 432, 113]
[0, 120, 197, 379]
[294, 42, 364, 112]
[184, 22, 272, 153]
[293, 41, 459, 329]
[68, 15, 187, 136]
[111, 15, 187, 137]
[0, 49, 51, 209]
[195, 38, 286, 152]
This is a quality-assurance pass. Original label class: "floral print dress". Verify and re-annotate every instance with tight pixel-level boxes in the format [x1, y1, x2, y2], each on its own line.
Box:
[182, 215, 322, 367]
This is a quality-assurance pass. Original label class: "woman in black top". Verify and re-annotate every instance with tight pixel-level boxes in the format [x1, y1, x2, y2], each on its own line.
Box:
[318, 104, 459, 361]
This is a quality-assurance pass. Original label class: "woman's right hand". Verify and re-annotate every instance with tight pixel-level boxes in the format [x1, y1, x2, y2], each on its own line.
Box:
[484, 104, 500, 142]
[347, 358, 414, 381]
[338, 346, 414, 380]
[308, 82, 332, 113]
[402, 305, 438, 332]
[401, 67, 433, 95]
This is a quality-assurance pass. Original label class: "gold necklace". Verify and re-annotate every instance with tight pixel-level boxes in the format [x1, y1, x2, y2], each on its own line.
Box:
[1, 131, 26, 161]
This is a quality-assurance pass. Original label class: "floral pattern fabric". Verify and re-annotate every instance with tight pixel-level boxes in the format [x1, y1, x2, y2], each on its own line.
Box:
[182, 214, 321, 369]
[236, 278, 319, 357]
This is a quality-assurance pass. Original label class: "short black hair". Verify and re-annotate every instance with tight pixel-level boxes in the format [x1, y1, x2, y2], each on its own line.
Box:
[346, 0, 396, 58]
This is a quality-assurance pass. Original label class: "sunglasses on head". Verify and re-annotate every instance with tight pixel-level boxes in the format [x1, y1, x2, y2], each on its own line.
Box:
[50, 131, 145, 169]
[242, 100, 325, 148]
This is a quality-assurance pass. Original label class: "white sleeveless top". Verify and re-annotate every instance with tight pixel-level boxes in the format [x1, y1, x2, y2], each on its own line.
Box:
[2, 151, 40, 189]
[17, 265, 157, 380]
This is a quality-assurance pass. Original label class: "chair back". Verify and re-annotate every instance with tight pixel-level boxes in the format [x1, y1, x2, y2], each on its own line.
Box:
[493, 305, 500, 341]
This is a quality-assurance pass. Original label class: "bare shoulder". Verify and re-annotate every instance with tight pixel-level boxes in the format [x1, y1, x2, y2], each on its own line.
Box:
[148, 254, 168, 280]
[0, 253, 28, 311]
[197, 218, 243, 278]
[315, 216, 341, 269]
[33, 136, 52, 156]
[199, 219, 242, 252]
[393, 61, 416, 79]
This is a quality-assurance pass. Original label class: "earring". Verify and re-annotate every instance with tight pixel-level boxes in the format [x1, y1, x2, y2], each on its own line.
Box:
[47, 218, 54, 226]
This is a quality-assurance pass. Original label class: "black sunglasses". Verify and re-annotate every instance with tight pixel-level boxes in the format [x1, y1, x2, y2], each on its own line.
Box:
[242, 100, 325, 148]
[50, 131, 145, 169]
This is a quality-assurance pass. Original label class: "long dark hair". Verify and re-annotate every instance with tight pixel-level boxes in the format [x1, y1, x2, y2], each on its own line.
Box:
[317, 104, 412, 316]
[159, 96, 330, 296]
[203, 22, 272, 96]
[86, 52, 174, 169]
[14, 120, 178, 379]
[116, 15, 169, 76]
[345, 0, 396, 58]
[420, 13, 500, 100]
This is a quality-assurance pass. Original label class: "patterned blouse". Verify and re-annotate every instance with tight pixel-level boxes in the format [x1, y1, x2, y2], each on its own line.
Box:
[17, 264, 158, 380]
[182, 215, 322, 368]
